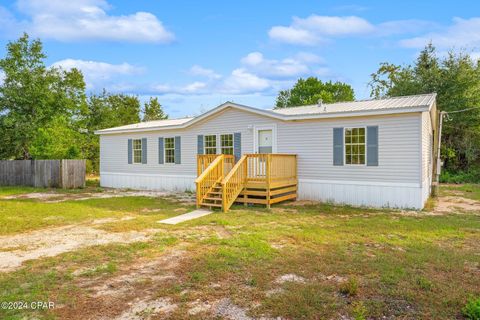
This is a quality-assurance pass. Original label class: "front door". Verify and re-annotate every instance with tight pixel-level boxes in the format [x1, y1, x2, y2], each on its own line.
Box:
[258, 129, 273, 153]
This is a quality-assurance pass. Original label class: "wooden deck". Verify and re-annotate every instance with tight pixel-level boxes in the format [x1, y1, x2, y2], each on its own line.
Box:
[196, 154, 297, 211]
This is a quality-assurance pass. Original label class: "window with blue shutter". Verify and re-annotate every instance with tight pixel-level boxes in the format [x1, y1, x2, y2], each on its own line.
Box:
[234, 132, 241, 161]
[175, 136, 181, 164]
[197, 135, 204, 155]
[128, 139, 133, 164]
[141, 138, 147, 164]
[158, 137, 164, 164]
[333, 128, 344, 166]
[367, 126, 379, 166]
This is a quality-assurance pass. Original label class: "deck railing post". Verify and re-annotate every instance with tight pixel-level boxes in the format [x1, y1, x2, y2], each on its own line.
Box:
[266, 154, 271, 209]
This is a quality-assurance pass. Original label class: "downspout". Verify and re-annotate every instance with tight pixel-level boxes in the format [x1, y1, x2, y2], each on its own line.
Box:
[432, 111, 446, 196]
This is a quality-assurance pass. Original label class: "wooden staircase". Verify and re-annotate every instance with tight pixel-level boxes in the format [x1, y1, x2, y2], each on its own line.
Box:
[196, 154, 297, 212]
[200, 181, 223, 208]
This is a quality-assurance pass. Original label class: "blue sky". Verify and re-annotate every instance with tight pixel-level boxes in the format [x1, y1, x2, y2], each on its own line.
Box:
[0, 0, 479, 118]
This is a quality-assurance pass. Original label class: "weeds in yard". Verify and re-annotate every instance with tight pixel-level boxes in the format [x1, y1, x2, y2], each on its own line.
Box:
[340, 277, 359, 296]
[463, 297, 480, 320]
[352, 301, 368, 320]
[0, 184, 479, 319]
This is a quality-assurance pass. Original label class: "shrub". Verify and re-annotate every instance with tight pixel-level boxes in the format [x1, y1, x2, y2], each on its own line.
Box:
[416, 276, 433, 291]
[352, 301, 367, 320]
[440, 169, 480, 184]
[463, 297, 480, 320]
[340, 277, 359, 296]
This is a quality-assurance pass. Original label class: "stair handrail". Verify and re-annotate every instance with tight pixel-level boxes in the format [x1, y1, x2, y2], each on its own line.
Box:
[221, 155, 248, 212]
[196, 155, 225, 208]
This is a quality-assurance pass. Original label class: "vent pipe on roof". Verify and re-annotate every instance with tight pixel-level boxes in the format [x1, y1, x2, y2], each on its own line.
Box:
[318, 98, 327, 112]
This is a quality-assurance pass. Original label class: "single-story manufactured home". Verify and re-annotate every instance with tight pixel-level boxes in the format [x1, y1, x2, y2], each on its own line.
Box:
[95, 93, 438, 210]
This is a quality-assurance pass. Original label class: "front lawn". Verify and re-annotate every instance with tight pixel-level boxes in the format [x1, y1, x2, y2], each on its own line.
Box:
[0, 184, 478, 319]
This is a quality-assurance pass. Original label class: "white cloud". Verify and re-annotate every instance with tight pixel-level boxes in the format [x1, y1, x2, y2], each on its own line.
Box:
[149, 51, 325, 96]
[269, 14, 433, 46]
[294, 15, 374, 36]
[240, 51, 321, 78]
[188, 65, 221, 79]
[268, 26, 319, 45]
[9, 0, 174, 43]
[183, 81, 208, 93]
[269, 15, 374, 45]
[400, 17, 480, 49]
[51, 59, 143, 89]
[220, 68, 270, 94]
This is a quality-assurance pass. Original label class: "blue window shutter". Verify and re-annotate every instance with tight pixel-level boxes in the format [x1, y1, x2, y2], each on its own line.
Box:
[367, 126, 379, 166]
[141, 138, 147, 164]
[158, 137, 164, 164]
[234, 132, 241, 161]
[128, 139, 133, 164]
[333, 128, 344, 166]
[175, 136, 181, 164]
[197, 135, 204, 154]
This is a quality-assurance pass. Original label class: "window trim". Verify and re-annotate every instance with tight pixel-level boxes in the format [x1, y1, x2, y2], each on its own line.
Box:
[220, 133, 234, 155]
[203, 134, 218, 155]
[344, 127, 367, 166]
[203, 133, 235, 155]
[163, 136, 176, 165]
[132, 138, 143, 164]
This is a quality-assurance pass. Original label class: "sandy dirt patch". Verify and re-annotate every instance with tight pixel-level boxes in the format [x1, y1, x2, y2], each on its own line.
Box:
[0, 225, 158, 272]
[114, 297, 177, 320]
[434, 196, 480, 214]
[1, 189, 196, 204]
[56, 249, 186, 320]
[274, 273, 306, 284]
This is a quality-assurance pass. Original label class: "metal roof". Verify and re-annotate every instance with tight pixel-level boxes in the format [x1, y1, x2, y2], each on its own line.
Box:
[95, 93, 436, 135]
[272, 93, 436, 116]
[96, 117, 194, 134]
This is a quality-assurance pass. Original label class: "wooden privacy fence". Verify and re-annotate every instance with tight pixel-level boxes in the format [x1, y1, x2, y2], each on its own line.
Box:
[0, 160, 86, 188]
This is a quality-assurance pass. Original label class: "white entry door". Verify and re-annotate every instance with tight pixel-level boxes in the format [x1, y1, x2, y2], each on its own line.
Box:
[258, 129, 273, 153]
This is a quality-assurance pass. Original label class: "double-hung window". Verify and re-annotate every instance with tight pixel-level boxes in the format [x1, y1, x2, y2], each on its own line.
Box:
[220, 134, 234, 155]
[133, 139, 142, 164]
[204, 135, 217, 154]
[345, 128, 366, 165]
[164, 137, 175, 164]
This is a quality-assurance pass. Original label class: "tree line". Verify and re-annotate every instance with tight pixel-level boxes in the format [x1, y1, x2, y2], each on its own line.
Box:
[1, 34, 478, 181]
[0, 34, 168, 173]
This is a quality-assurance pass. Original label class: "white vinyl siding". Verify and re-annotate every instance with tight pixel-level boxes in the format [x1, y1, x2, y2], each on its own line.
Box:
[100, 108, 422, 186]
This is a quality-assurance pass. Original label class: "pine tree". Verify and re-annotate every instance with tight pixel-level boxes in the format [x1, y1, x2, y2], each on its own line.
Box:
[143, 97, 168, 121]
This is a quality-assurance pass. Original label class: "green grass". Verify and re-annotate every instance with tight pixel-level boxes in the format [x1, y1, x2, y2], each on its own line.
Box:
[0, 184, 478, 319]
[440, 183, 480, 201]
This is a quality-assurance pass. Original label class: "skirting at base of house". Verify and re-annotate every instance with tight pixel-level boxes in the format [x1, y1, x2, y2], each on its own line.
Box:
[100, 172, 196, 192]
[298, 179, 425, 209]
[100, 172, 428, 209]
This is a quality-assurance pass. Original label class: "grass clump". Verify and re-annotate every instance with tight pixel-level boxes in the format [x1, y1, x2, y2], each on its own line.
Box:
[463, 297, 480, 320]
[340, 277, 359, 296]
[352, 301, 368, 320]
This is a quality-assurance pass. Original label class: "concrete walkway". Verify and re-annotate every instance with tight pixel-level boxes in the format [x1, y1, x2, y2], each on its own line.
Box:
[157, 209, 212, 225]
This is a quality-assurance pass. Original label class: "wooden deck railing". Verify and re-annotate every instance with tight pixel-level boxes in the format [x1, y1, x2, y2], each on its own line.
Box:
[195, 155, 225, 208]
[221, 155, 247, 211]
[197, 154, 234, 176]
[197, 153, 297, 212]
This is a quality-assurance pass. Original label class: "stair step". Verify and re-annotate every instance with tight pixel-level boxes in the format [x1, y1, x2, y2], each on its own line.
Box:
[201, 203, 222, 208]
[208, 191, 222, 195]
[204, 197, 222, 201]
